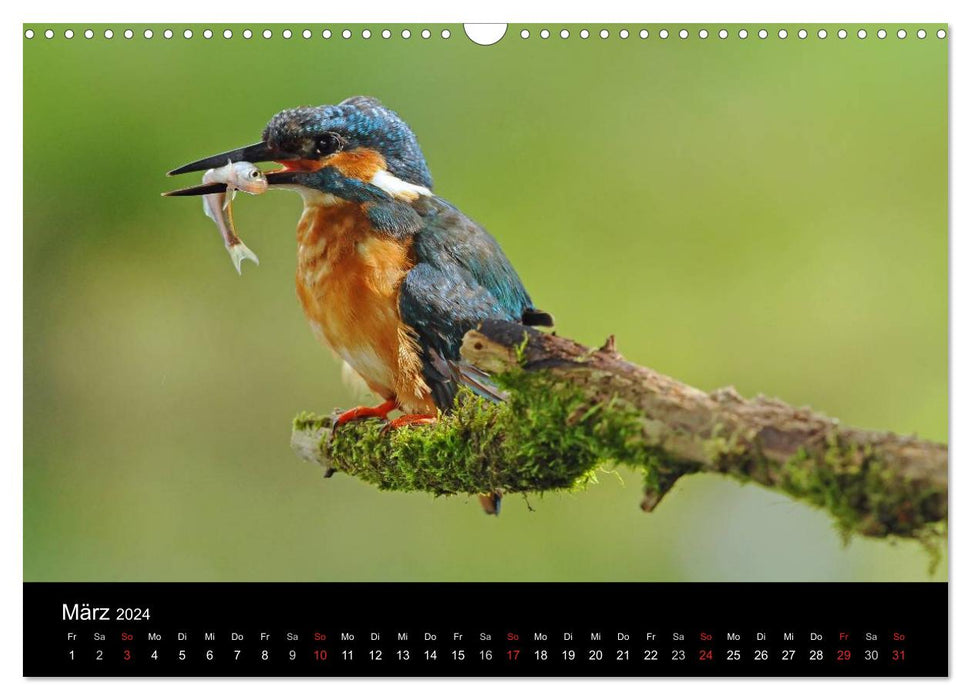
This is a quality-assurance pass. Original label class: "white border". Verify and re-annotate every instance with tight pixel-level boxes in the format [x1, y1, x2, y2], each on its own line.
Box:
[4, 1, 965, 699]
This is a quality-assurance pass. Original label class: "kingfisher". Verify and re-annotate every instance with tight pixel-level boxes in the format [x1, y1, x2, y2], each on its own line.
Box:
[166, 97, 553, 510]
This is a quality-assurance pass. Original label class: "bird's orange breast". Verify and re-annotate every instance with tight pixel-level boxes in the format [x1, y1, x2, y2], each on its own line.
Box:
[294, 201, 433, 412]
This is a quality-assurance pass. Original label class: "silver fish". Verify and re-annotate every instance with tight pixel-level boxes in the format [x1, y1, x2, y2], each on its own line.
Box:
[201, 161, 268, 274]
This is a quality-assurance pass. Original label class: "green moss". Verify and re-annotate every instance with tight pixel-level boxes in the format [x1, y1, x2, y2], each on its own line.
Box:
[777, 440, 945, 547]
[297, 369, 664, 498]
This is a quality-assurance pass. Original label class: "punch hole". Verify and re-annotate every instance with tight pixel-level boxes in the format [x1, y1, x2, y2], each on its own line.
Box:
[699, 29, 708, 39]
[302, 29, 311, 39]
[937, 29, 946, 38]
[363, 29, 372, 39]
[283, 29, 292, 39]
[65, 29, 74, 39]
[25, 28, 34, 39]
[243, 29, 252, 39]
[798, 29, 808, 39]
[619, 29, 629, 39]
[342, 29, 352, 39]
[639, 29, 648, 39]
[223, 29, 232, 39]
[917, 29, 927, 39]
[380, 29, 390, 39]
[184, 29, 193, 39]
[838, 29, 847, 39]
[857, 29, 867, 39]
[44, 29, 53, 39]
[84, 29, 94, 39]
[441, 29, 451, 39]
[580, 29, 589, 39]
[897, 29, 906, 39]
[877, 29, 887, 39]
[464, 24, 507, 46]
[778, 29, 788, 39]
[124, 29, 133, 39]
[738, 29, 748, 39]
[758, 29, 767, 39]
[718, 29, 728, 39]
[421, 29, 430, 39]
[679, 29, 688, 39]
[263, 29, 272, 39]
[659, 29, 669, 39]
[143, 29, 152, 39]
[600, 29, 609, 39]
[818, 29, 827, 39]
[402, 29, 411, 39]
[105, 29, 113, 39]
[540, 29, 550, 39]
[164, 29, 173, 39]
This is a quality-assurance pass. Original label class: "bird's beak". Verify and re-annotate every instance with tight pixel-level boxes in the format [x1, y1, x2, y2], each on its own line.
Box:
[167, 140, 297, 176]
[162, 140, 303, 196]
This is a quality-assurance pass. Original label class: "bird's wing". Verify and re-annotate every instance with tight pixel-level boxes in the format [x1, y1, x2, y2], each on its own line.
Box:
[399, 261, 508, 409]
[410, 196, 553, 327]
[398, 196, 552, 410]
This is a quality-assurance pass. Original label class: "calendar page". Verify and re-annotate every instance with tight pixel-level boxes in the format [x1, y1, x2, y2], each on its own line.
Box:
[22, 21, 948, 677]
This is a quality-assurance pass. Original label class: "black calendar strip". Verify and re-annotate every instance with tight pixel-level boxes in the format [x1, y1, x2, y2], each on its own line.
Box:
[23, 582, 947, 677]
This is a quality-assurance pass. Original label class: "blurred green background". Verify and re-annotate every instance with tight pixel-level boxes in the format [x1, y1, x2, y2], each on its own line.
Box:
[24, 24, 947, 581]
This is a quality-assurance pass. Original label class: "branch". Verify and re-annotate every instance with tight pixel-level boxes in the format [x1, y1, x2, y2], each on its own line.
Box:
[291, 321, 947, 541]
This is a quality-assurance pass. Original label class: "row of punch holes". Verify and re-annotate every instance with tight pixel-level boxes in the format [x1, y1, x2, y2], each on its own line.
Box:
[24, 25, 948, 43]
[24, 28, 455, 40]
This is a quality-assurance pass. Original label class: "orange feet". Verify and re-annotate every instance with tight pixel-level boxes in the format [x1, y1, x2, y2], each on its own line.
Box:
[335, 400, 397, 427]
[382, 413, 437, 432]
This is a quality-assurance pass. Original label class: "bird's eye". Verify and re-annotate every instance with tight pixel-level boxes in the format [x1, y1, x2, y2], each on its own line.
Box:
[315, 132, 345, 157]
[251, 170, 261, 179]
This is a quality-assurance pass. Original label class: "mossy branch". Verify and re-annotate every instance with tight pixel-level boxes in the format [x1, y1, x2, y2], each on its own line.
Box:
[291, 321, 947, 541]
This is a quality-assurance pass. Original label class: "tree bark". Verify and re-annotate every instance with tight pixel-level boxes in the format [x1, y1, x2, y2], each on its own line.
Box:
[291, 321, 947, 541]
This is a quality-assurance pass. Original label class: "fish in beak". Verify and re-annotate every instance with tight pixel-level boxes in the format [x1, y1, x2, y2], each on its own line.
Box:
[164, 141, 309, 273]
[163, 141, 304, 197]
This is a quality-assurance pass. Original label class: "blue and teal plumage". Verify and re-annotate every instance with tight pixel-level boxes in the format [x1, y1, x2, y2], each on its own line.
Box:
[264, 96, 433, 188]
[400, 195, 551, 408]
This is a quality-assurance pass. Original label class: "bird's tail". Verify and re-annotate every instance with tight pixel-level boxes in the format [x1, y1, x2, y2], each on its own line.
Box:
[449, 361, 508, 404]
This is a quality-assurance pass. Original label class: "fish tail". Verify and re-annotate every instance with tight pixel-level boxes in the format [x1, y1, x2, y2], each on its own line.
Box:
[228, 242, 260, 274]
